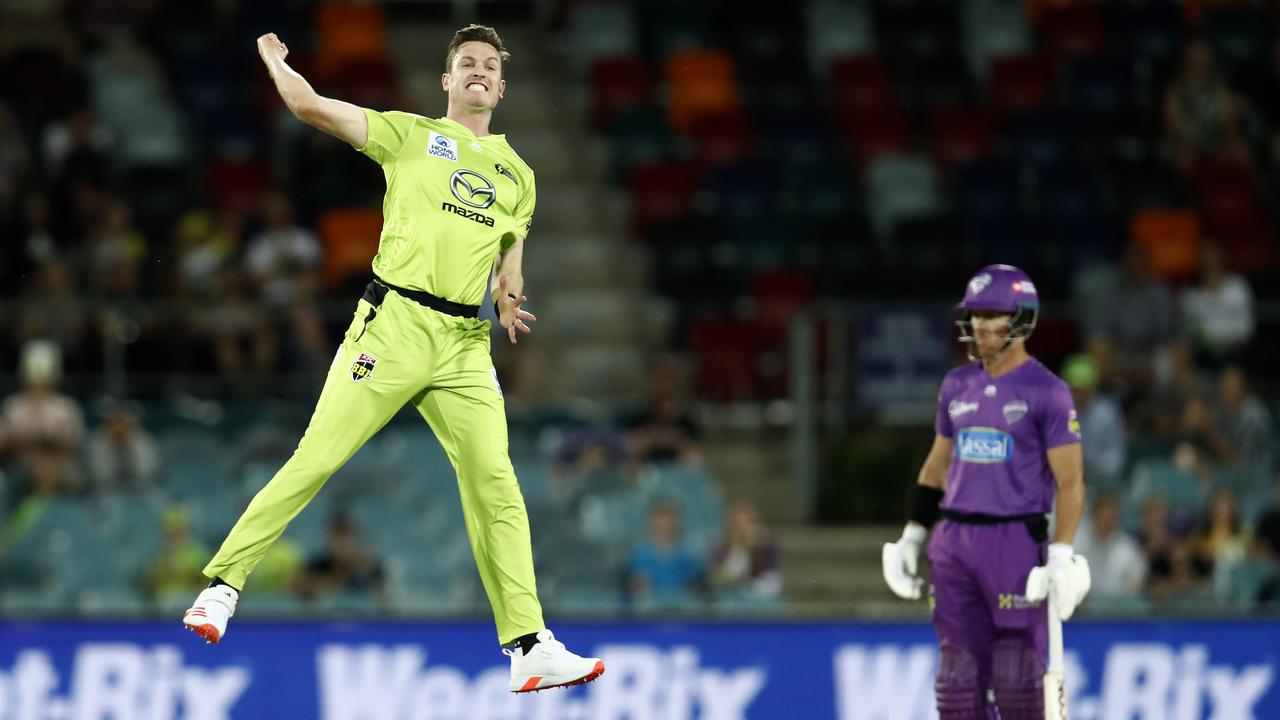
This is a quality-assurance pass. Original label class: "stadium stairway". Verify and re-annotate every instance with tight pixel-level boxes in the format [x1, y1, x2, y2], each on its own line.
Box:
[391, 22, 672, 407]
[778, 524, 929, 617]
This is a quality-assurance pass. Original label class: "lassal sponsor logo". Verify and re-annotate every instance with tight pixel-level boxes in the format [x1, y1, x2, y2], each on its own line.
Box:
[956, 426, 1013, 463]
[833, 642, 1273, 720]
[0, 644, 249, 720]
[318, 643, 765, 719]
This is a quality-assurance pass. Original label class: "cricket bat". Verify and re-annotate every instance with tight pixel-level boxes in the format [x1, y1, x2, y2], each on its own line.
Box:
[1045, 592, 1069, 720]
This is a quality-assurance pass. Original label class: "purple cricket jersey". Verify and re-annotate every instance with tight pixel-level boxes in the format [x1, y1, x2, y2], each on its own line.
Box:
[934, 357, 1081, 517]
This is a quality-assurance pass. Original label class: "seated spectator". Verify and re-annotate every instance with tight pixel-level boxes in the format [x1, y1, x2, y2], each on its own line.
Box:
[1075, 494, 1147, 600]
[15, 259, 86, 363]
[1180, 242, 1255, 366]
[627, 499, 705, 605]
[552, 427, 628, 509]
[1085, 243, 1179, 388]
[1189, 487, 1249, 575]
[1213, 366, 1274, 469]
[1163, 38, 1248, 176]
[254, 538, 307, 597]
[86, 399, 161, 493]
[298, 514, 385, 598]
[1062, 354, 1127, 482]
[710, 498, 781, 602]
[0, 340, 84, 467]
[245, 191, 323, 309]
[144, 506, 210, 600]
[191, 267, 278, 393]
[623, 354, 703, 466]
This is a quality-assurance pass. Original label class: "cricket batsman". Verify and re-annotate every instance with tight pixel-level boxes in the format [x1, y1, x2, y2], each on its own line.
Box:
[182, 25, 606, 693]
[882, 265, 1091, 718]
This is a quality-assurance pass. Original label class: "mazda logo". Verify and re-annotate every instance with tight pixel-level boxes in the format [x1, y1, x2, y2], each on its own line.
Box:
[450, 170, 496, 209]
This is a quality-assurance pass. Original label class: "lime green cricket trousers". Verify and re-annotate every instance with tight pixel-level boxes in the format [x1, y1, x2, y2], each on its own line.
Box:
[202, 282, 544, 644]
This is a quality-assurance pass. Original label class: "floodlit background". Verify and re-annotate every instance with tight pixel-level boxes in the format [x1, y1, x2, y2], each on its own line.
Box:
[1, 0, 1278, 717]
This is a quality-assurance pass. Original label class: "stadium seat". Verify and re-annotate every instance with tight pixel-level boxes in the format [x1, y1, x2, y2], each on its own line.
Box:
[839, 105, 910, 169]
[805, 1, 876, 77]
[206, 159, 271, 217]
[989, 54, 1054, 117]
[627, 160, 700, 236]
[313, 3, 388, 76]
[1208, 210, 1279, 276]
[608, 107, 676, 177]
[874, 0, 962, 63]
[962, 0, 1032, 82]
[589, 56, 653, 130]
[1107, 1, 1184, 69]
[1039, 2, 1106, 64]
[865, 153, 939, 241]
[898, 54, 974, 111]
[322, 56, 400, 109]
[691, 315, 758, 402]
[687, 110, 755, 169]
[829, 55, 896, 113]
[1063, 53, 1137, 135]
[567, 2, 638, 75]
[930, 106, 994, 173]
[1003, 109, 1074, 170]
[708, 162, 775, 221]
[1184, 0, 1250, 29]
[1193, 155, 1261, 227]
[665, 50, 740, 133]
[646, 4, 713, 57]
[1130, 210, 1200, 282]
[1124, 460, 1208, 529]
[317, 208, 382, 291]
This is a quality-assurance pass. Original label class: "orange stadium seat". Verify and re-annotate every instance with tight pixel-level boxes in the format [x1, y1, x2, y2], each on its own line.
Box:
[665, 50, 739, 133]
[1130, 210, 1200, 282]
[314, 3, 388, 75]
[318, 207, 382, 291]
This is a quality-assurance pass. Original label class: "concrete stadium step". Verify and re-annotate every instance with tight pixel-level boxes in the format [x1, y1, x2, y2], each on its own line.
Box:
[510, 133, 608, 182]
[525, 239, 646, 291]
[533, 184, 628, 235]
[539, 291, 671, 345]
[544, 345, 647, 403]
[778, 525, 909, 606]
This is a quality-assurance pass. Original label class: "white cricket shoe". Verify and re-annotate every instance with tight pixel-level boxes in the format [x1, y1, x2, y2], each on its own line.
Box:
[506, 629, 605, 693]
[182, 585, 238, 645]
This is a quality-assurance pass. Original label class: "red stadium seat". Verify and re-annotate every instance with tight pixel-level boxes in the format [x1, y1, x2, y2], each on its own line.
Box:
[1130, 210, 1200, 283]
[206, 160, 270, 217]
[691, 316, 757, 402]
[839, 105, 910, 169]
[829, 55, 896, 112]
[1216, 212, 1279, 275]
[929, 106, 995, 173]
[627, 161, 700, 236]
[687, 110, 755, 169]
[1193, 155, 1260, 226]
[323, 56, 400, 109]
[1040, 3, 1106, 64]
[318, 208, 383, 291]
[589, 56, 653, 130]
[989, 54, 1054, 117]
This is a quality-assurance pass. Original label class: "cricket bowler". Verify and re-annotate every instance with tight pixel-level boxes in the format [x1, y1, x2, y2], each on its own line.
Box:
[182, 24, 605, 693]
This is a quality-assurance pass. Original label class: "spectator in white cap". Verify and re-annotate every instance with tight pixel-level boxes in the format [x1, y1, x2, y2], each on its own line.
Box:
[0, 339, 84, 467]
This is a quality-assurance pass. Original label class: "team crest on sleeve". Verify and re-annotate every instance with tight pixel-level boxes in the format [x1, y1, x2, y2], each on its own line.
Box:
[351, 352, 377, 382]
[1002, 400, 1028, 425]
[1068, 409, 1081, 435]
[428, 132, 458, 162]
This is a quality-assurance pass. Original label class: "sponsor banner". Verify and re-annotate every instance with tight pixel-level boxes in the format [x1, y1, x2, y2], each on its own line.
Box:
[0, 619, 1276, 719]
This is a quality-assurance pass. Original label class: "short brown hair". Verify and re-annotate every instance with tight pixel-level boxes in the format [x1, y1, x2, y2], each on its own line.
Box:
[445, 24, 509, 73]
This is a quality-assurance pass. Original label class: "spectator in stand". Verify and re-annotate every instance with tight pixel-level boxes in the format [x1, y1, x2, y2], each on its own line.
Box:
[244, 191, 323, 309]
[1213, 366, 1274, 469]
[1163, 38, 1248, 176]
[1180, 242, 1255, 367]
[624, 354, 703, 466]
[173, 209, 237, 300]
[192, 267, 278, 392]
[87, 196, 147, 298]
[627, 499, 705, 606]
[1085, 243, 1179, 388]
[0, 441, 81, 563]
[1189, 487, 1249, 577]
[14, 259, 87, 364]
[1062, 354, 1127, 483]
[710, 498, 781, 603]
[85, 399, 161, 493]
[1075, 494, 1147, 601]
[0, 340, 84, 467]
[145, 506, 211, 600]
[298, 514, 386, 599]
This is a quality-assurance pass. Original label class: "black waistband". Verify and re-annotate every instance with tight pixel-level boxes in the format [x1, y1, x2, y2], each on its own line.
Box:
[364, 277, 480, 319]
[939, 509, 1047, 526]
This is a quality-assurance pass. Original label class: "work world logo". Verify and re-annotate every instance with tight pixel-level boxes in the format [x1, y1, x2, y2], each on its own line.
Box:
[956, 427, 1013, 464]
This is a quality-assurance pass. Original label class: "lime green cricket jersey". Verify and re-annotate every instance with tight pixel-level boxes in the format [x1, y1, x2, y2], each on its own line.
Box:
[355, 109, 536, 306]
